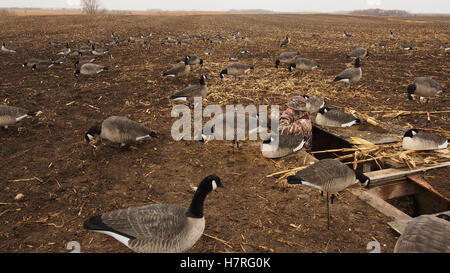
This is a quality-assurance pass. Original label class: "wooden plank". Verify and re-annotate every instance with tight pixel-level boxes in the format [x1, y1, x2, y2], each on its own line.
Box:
[368, 180, 419, 200]
[364, 162, 450, 185]
[407, 174, 450, 202]
[348, 188, 412, 221]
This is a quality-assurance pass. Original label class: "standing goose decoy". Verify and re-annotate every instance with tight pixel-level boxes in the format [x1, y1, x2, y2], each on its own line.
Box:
[261, 134, 308, 158]
[0, 105, 36, 129]
[287, 158, 370, 229]
[407, 77, 445, 103]
[91, 45, 109, 56]
[75, 63, 108, 77]
[333, 57, 362, 86]
[394, 214, 450, 253]
[170, 75, 209, 103]
[402, 129, 448, 151]
[302, 95, 325, 113]
[275, 51, 299, 68]
[343, 31, 352, 38]
[346, 47, 369, 59]
[177, 54, 203, 67]
[280, 35, 290, 47]
[288, 57, 320, 72]
[315, 107, 360, 128]
[379, 41, 387, 48]
[401, 42, 413, 50]
[57, 43, 71, 55]
[163, 56, 191, 77]
[1, 42, 16, 53]
[389, 30, 398, 41]
[85, 116, 157, 147]
[220, 62, 254, 79]
[83, 175, 224, 253]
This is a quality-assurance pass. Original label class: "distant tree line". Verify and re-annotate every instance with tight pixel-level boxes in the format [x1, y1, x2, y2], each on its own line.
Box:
[350, 9, 411, 16]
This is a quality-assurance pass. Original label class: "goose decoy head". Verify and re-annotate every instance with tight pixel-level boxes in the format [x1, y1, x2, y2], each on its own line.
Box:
[366, 51, 369, 58]
[31, 64, 37, 71]
[437, 214, 450, 221]
[318, 106, 330, 114]
[407, 84, 416, 100]
[85, 124, 101, 144]
[198, 175, 224, 192]
[288, 63, 296, 71]
[355, 171, 371, 188]
[199, 59, 203, 66]
[22, 62, 27, 67]
[219, 69, 227, 79]
[403, 129, 418, 138]
[74, 69, 81, 77]
[199, 75, 208, 84]
[302, 95, 310, 99]
[275, 59, 280, 68]
[74, 60, 79, 68]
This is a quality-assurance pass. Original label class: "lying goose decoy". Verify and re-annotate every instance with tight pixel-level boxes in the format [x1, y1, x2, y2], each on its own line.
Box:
[79, 45, 92, 53]
[346, 47, 369, 59]
[240, 48, 249, 54]
[83, 175, 223, 253]
[315, 107, 360, 128]
[229, 53, 239, 61]
[275, 51, 299, 68]
[261, 134, 308, 158]
[401, 42, 413, 50]
[394, 214, 450, 253]
[50, 56, 66, 67]
[85, 116, 157, 147]
[333, 57, 362, 86]
[289, 57, 320, 71]
[402, 129, 448, 151]
[163, 56, 190, 77]
[57, 43, 71, 55]
[104, 40, 116, 47]
[0, 105, 36, 129]
[379, 41, 387, 48]
[23, 58, 53, 70]
[74, 55, 96, 68]
[91, 45, 109, 56]
[441, 43, 450, 51]
[204, 49, 212, 55]
[1, 42, 16, 53]
[75, 63, 108, 76]
[302, 95, 325, 113]
[220, 62, 254, 79]
[49, 41, 62, 47]
[170, 75, 208, 103]
[287, 158, 370, 229]
[407, 77, 445, 103]
[88, 39, 100, 46]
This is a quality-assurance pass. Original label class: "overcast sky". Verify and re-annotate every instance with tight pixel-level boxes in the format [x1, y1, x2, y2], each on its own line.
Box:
[1, 0, 449, 13]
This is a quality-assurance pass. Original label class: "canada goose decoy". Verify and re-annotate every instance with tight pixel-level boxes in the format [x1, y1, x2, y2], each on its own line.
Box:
[346, 47, 369, 59]
[401, 42, 413, 50]
[441, 43, 450, 51]
[302, 95, 325, 113]
[104, 40, 116, 47]
[289, 57, 320, 72]
[204, 49, 212, 55]
[79, 45, 92, 54]
[178, 54, 203, 67]
[407, 77, 445, 103]
[389, 30, 398, 41]
[402, 129, 448, 151]
[163, 56, 191, 77]
[220, 62, 254, 79]
[333, 58, 362, 86]
[75, 63, 108, 76]
[287, 158, 370, 229]
[49, 41, 62, 47]
[91, 45, 109, 56]
[111, 32, 119, 39]
[240, 48, 249, 54]
[85, 116, 157, 147]
[88, 39, 100, 46]
[229, 53, 239, 61]
[343, 31, 352, 38]
[379, 41, 387, 48]
[50, 56, 66, 67]
[275, 51, 299, 68]
[261, 134, 308, 158]
[22, 58, 53, 70]
[117, 38, 129, 46]
[315, 107, 360, 128]
[0, 105, 36, 129]
[83, 175, 224, 253]
[394, 214, 450, 253]
[1, 42, 16, 53]
[178, 39, 192, 46]
[170, 75, 209, 103]
[74, 55, 96, 68]
[312, 34, 321, 39]
[162, 37, 177, 45]
[57, 43, 71, 55]
[67, 50, 81, 59]
[280, 35, 290, 47]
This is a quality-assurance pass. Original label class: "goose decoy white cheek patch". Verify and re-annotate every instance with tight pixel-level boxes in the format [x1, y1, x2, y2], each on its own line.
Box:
[212, 180, 217, 191]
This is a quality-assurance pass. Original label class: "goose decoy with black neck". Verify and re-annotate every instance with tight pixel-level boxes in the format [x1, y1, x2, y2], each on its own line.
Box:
[240, 48, 249, 54]
[23, 58, 53, 70]
[394, 214, 450, 253]
[74, 55, 96, 68]
[163, 56, 191, 77]
[346, 47, 369, 59]
[287, 158, 370, 229]
[343, 31, 352, 38]
[302, 95, 325, 113]
[402, 129, 448, 151]
[220, 62, 254, 79]
[91, 45, 109, 56]
[333, 58, 362, 85]
[57, 43, 71, 55]
[1, 42, 16, 53]
[85, 116, 157, 148]
[83, 175, 224, 253]
[0, 105, 36, 129]
[170, 75, 209, 103]
[280, 35, 290, 47]
[407, 77, 445, 103]
[75, 63, 108, 76]
[389, 30, 398, 41]
[315, 107, 360, 128]
[275, 51, 299, 68]
[289, 57, 320, 71]
[261, 134, 308, 158]
[177, 54, 203, 67]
